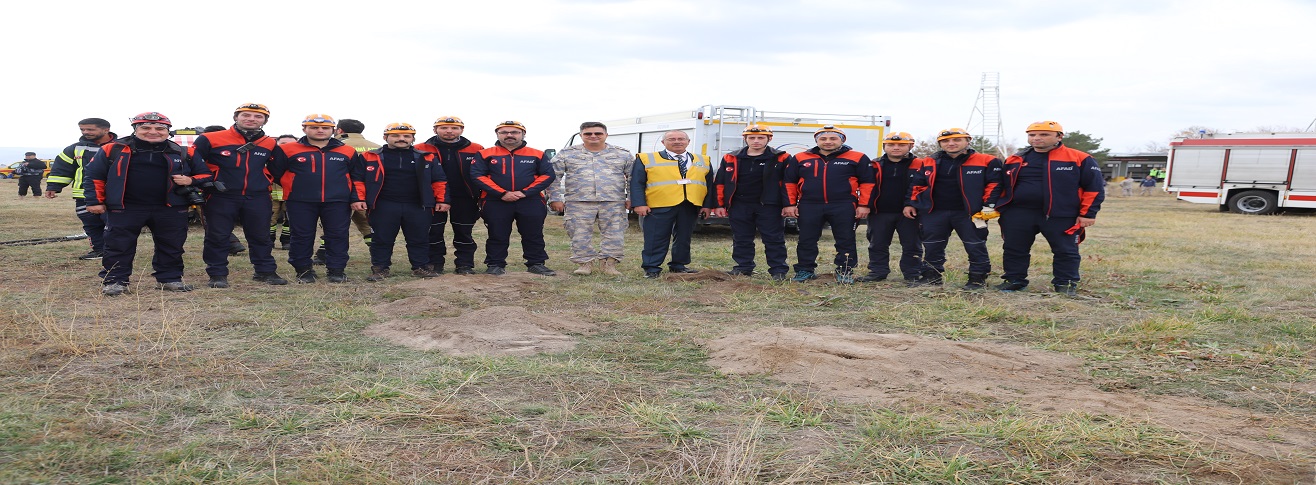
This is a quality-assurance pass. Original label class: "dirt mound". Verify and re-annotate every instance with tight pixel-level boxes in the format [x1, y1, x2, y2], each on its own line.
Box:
[395, 273, 548, 300]
[365, 305, 593, 357]
[372, 296, 454, 318]
[708, 326, 1315, 457]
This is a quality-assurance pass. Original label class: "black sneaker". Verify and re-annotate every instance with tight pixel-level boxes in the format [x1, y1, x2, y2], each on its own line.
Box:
[527, 264, 556, 276]
[725, 269, 753, 276]
[208, 276, 229, 288]
[996, 280, 1028, 292]
[252, 272, 289, 285]
[78, 250, 104, 260]
[157, 281, 195, 292]
[311, 249, 327, 266]
[485, 266, 506, 276]
[228, 243, 246, 255]
[669, 266, 699, 274]
[790, 270, 816, 283]
[327, 269, 348, 283]
[454, 266, 475, 275]
[770, 273, 788, 282]
[644, 271, 662, 279]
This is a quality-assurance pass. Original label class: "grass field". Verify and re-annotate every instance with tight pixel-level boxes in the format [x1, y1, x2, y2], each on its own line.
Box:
[0, 182, 1312, 484]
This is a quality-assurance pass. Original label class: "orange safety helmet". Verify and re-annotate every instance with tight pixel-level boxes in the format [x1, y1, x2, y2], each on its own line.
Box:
[936, 128, 972, 141]
[1025, 121, 1064, 133]
[883, 132, 915, 144]
[494, 120, 527, 133]
[301, 114, 336, 127]
[433, 116, 465, 127]
[383, 123, 417, 135]
[234, 103, 270, 118]
[742, 124, 774, 138]
[814, 125, 846, 141]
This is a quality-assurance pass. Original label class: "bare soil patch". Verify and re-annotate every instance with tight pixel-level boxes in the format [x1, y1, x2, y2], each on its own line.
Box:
[708, 326, 1315, 459]
[365, 305, 595, 357]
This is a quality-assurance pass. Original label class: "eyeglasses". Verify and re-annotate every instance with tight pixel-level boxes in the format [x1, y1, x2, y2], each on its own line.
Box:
[581, 132, 606, 136]
[496, 131, 522, 136]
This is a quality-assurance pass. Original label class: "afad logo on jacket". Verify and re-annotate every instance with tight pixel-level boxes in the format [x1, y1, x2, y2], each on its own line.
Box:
[296, 157, 308, 163]
[366, 166, 376, 171]
[802, 162, 813, 168]
[220, 150, 232, 156]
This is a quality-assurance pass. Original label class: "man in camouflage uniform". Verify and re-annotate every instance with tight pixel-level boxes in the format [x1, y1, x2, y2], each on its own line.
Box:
[548, 121, 634, 276]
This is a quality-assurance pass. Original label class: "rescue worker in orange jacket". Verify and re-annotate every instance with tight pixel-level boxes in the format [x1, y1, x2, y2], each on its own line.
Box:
[469, 121, 557, 276]
[190, 103, 288, 288]
[857, 132, 924, 284]
[903, 128, 1003, 290]
[995, 121, 1105, 296]
[267, 114, 365, 284]
[415, 116, 485, 274]
[704, 125, 790, 280]
[782, 125, 875, 284]
[82, 112, 214, 296]
[353, 123, 450, 281]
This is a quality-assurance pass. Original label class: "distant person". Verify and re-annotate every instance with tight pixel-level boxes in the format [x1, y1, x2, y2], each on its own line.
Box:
[705, 125, 789, 280]
[995, 121, 1105, 296]
[782, 125, 874, 284]
[471, 121, 557, 276]
[354, 123, 449, 281]
[15, 152, 46, 197]
[269, 135, 298, 249]
[268, 114, 366, 284]
[1139, 175, 1157, 196]
[81, 112, 214, 296]
[189, 103, 287, 288]
[904, 128, 1003, 290]
[45, 117, 117, 260]
[858, 132, 923, 284]
[334, 118, 377, 249]
[630, 130, 710, 278]
[549, 121, 633, 276]
[415, 116, 485, 274]
[1119, 176, 1135, 197]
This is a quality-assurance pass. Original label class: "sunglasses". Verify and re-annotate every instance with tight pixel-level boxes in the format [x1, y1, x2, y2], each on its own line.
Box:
[581, 132, 606, 136]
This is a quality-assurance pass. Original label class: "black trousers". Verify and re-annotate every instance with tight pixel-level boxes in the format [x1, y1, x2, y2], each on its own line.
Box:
[865, 211, 922, 280]
[918, 209, 990, 275]
[640, 201, 699, 272]
[75, 198, 108, 253]
[794, 201, 859, 272]
[18, 175, 42, 196]
[369, 199, 433, 270]
[728, 202, 787, 275]
[203, 193, 276, 276]
[101, 205, 190, 285]
[287, 201, 351, 270]
[429, 195, 479, 269]
[481, 197, 548, 268]
[999, 206, 1082, 286]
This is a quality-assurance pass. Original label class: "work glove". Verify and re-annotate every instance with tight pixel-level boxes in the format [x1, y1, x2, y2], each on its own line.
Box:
[971, 206, 999, 228]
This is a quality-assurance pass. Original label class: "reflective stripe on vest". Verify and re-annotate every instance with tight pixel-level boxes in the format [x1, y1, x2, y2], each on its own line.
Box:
[639, 152, 708, 207]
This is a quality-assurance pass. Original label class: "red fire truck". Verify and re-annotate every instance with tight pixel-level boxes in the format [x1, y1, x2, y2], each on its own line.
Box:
[1165, 133, 1316, 214]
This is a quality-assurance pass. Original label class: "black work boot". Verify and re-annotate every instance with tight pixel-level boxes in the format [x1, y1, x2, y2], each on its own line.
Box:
[909, 270, 942, 287]
[1054, 282, 1079, 296]
[962, 272, 989, 291]
[366, 266, 390, 282]
[295, 267, 318, 284]
[327, 268, 348, 283]
[252, 272, 289, 285]
[208, 276, 229, 288]
[996, 279, 1029, 292]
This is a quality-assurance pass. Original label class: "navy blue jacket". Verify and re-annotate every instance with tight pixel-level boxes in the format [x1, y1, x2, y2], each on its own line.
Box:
[268, 137, 363, 203]
[190, 126, 276, 195]
[353, 147, 449, 209]
[81, 136, 214, 209]
[705, 147, 789, 209]
[998, 143, 1105, 218]
[907, 150, 1003, 214]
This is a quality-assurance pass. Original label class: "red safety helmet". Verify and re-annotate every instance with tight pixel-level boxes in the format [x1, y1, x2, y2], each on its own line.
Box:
[130, 112, 172, 127]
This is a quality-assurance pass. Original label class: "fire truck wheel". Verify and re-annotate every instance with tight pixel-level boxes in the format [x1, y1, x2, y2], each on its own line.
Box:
[1226, 190, 1278, 215]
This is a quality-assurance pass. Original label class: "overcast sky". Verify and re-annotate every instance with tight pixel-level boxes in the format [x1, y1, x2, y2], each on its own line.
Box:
[4, 0, 1314, 159]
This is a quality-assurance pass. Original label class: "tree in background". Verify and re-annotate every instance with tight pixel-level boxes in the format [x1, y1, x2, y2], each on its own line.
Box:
[1061, 130, 1110, 162]
[911, 140, 938, 158]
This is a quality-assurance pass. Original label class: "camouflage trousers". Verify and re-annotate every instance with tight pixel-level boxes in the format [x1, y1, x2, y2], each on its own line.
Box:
[564, 201, 629, 263]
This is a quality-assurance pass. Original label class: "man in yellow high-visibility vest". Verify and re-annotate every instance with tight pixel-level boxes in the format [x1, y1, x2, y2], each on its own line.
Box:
[629, 130, 713, 278]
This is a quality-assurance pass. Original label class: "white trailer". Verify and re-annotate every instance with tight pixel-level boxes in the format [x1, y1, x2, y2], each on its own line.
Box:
[1165, 133, 1316, 214]
[568, 105, 891, 167]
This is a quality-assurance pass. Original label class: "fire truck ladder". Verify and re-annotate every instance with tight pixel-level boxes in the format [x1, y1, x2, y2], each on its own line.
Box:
[966, 72, 1006, 158]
